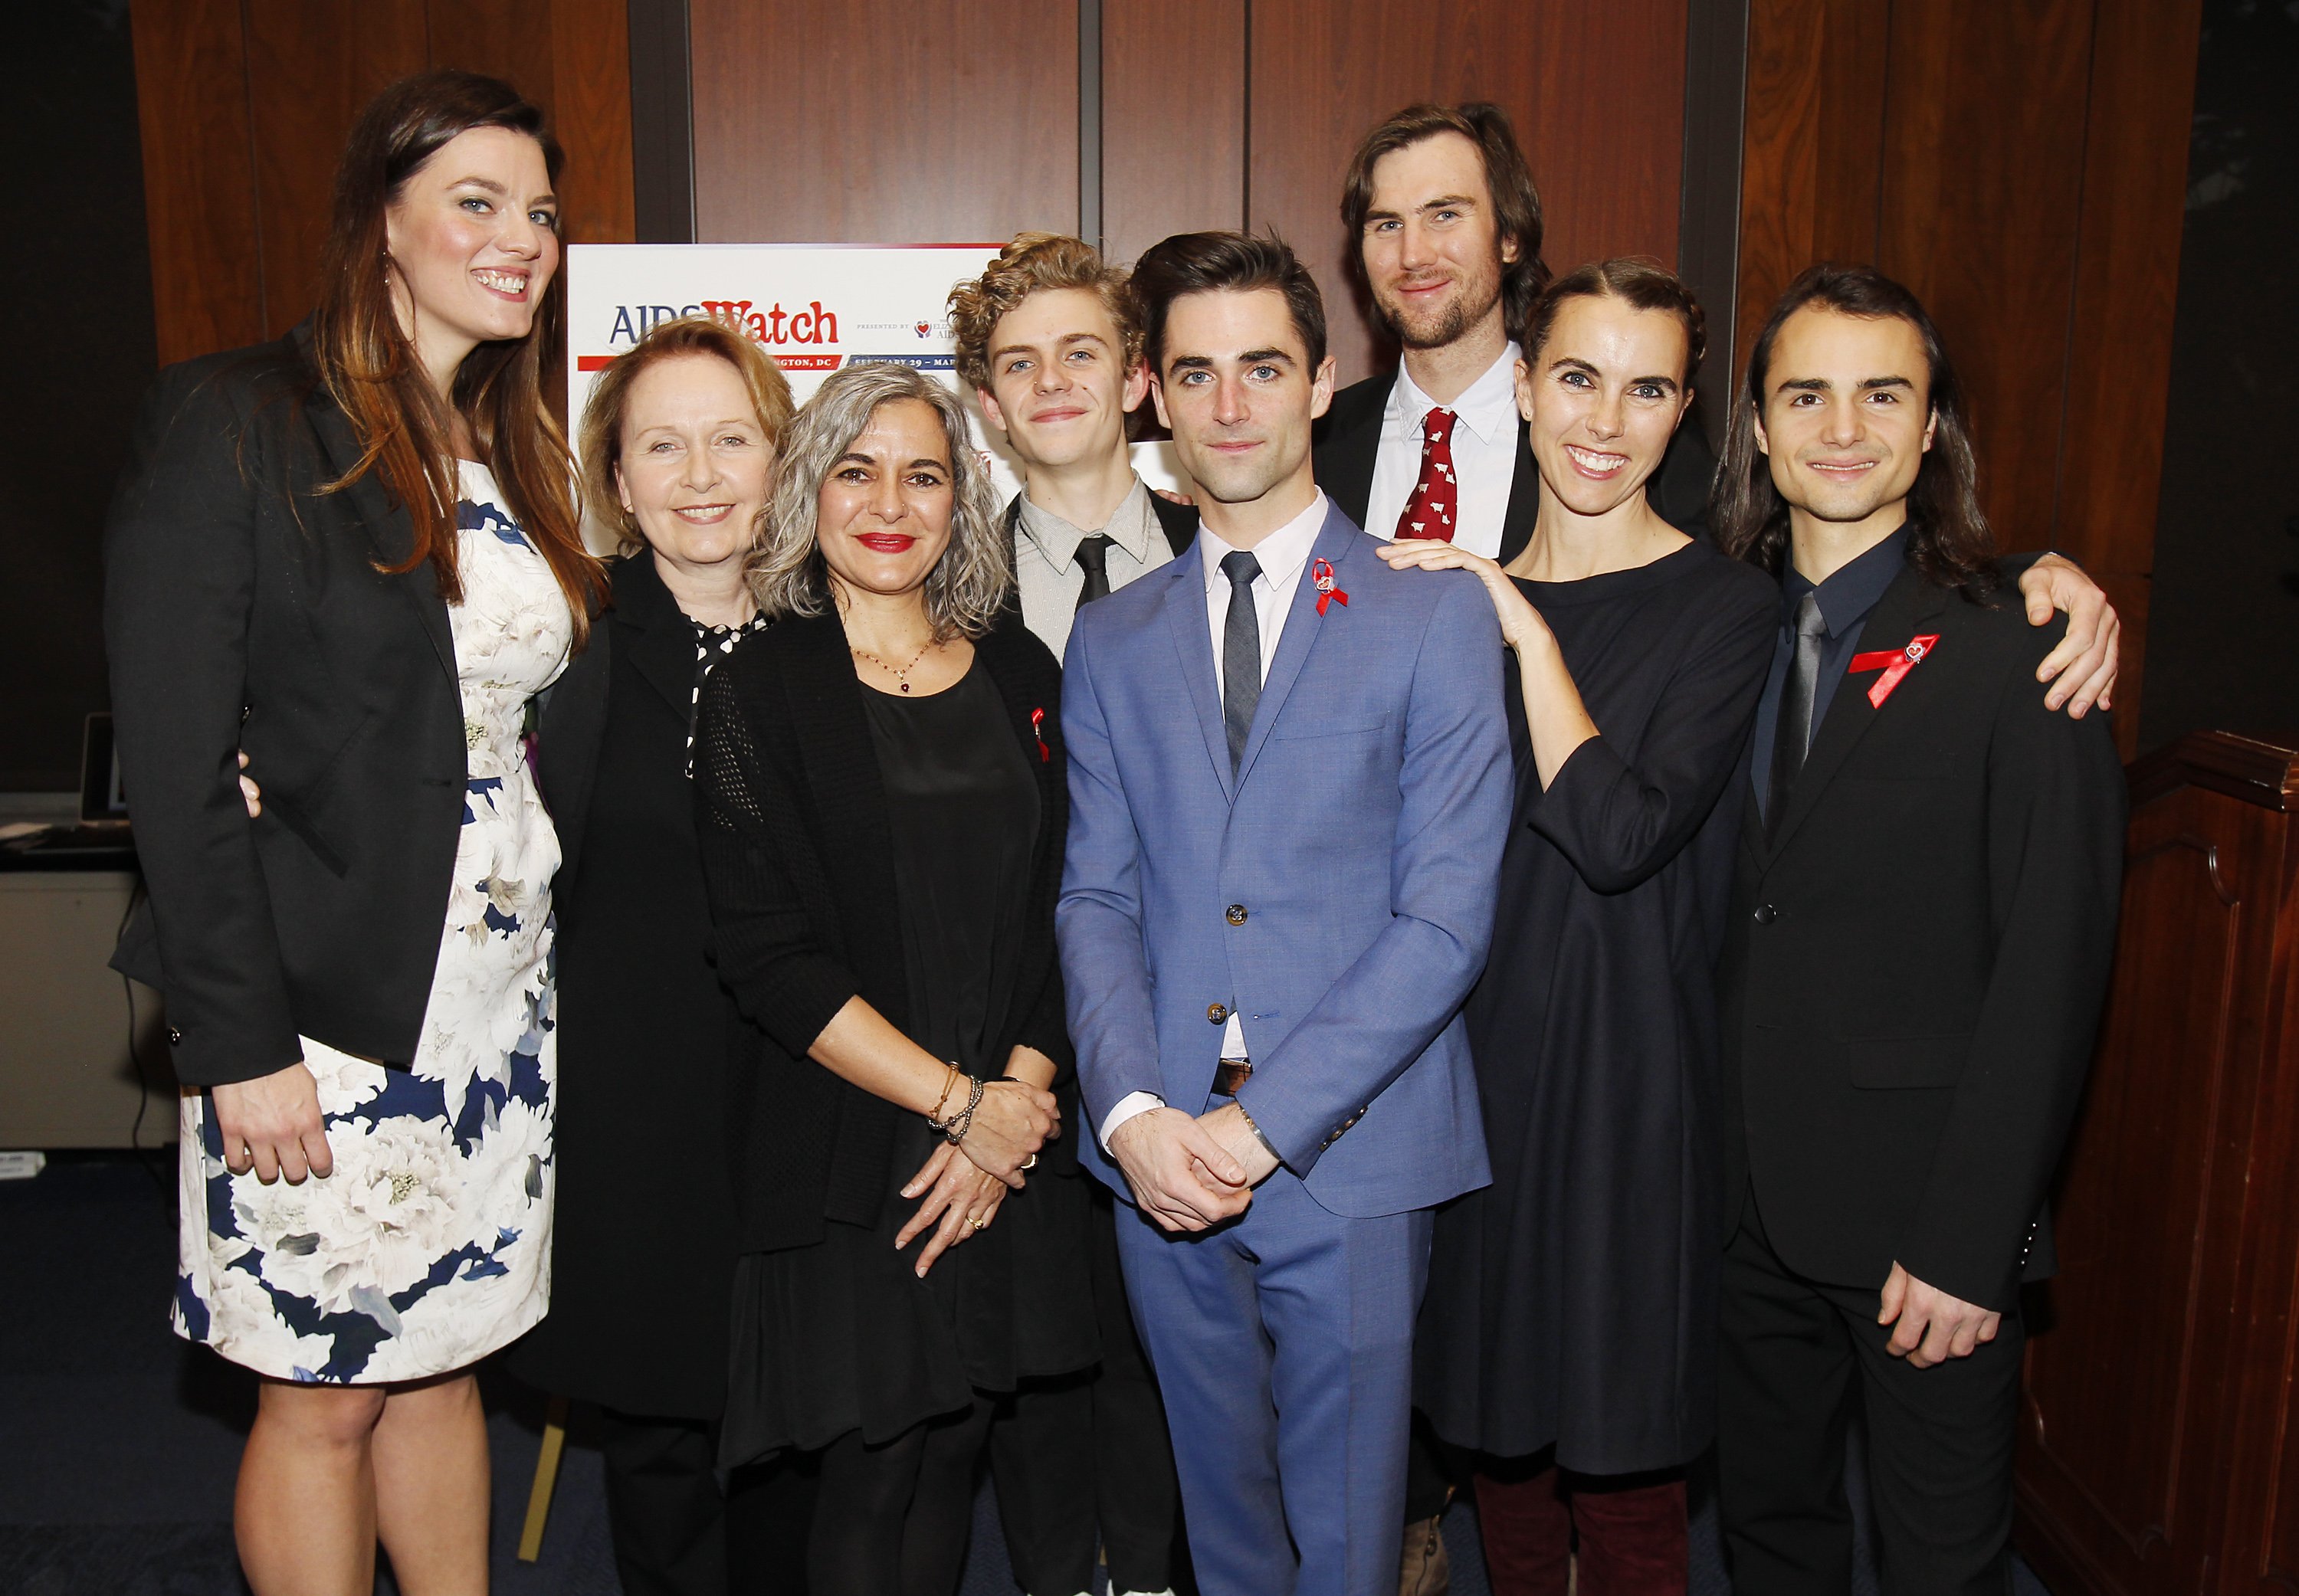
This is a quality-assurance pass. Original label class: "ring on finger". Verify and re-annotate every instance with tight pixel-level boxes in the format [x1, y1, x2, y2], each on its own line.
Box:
[969, 1215, 988, 1231]
[1021, 1153, 1038, 1170]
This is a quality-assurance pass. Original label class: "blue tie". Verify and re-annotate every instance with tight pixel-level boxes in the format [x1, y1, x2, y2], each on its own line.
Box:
[1220, 551, 1262, 772]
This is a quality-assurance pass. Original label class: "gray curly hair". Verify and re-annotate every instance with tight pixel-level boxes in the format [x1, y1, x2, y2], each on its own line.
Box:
[745, 362, 1011, 638]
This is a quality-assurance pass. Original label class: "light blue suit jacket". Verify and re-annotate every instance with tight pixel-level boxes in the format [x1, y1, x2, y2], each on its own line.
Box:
[1058, 503, 1509, 1217]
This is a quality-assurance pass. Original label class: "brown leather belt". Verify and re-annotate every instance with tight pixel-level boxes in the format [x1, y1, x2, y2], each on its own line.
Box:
[1212, 1058, 1252, 1096]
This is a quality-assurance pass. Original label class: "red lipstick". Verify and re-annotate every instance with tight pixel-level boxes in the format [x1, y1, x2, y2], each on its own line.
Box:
[858, 533, 917, 553]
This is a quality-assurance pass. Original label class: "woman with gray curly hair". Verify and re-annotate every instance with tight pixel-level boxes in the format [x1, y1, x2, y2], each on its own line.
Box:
[692, 361, 1098, 1594]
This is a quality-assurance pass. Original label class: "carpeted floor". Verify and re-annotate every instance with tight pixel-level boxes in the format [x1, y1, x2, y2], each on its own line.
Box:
[0, 1152, 2049, 1594]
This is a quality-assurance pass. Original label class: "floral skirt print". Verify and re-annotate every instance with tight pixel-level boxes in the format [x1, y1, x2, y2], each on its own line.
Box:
[173, 462, 571, 1384]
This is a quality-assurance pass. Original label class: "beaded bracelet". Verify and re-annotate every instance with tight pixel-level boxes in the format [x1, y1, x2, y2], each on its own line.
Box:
[929, 1074, 985, 1145]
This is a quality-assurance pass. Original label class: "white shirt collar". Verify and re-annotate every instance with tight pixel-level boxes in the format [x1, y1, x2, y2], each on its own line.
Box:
[1015, 476, 1157, 573]
[1385, 342, 1523, 448]
[1195, 488, 1328, 595]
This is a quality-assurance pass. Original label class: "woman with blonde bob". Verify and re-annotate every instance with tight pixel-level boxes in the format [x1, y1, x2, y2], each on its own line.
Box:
[507, 313, 797, 1596]
[694, 362, 1097, 1594]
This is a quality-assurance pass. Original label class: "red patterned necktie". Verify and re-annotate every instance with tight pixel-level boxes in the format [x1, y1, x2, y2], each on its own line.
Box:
[1395, 407, 1459, 542]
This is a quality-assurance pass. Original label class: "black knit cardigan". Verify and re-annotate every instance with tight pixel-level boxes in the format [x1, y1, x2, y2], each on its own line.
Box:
[692, 607, 1075, 1255]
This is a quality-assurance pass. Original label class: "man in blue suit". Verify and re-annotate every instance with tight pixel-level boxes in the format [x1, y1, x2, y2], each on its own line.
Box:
[1057, 230, 1514, 1595]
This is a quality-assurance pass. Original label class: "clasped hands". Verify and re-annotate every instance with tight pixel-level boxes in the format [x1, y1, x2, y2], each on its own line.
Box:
[1108, 1102, 1281, 1233]
[896, 1070, 1060, 1278]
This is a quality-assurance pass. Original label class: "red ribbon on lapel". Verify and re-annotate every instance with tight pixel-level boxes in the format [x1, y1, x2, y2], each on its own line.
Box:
[1031, 706, 1050, 763]
[1312, 557, 1348, 616]
[1846, 634, 1940, 708]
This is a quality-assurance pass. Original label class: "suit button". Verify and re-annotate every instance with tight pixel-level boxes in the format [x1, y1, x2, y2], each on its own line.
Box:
[1207, 1003, 1228, 1024]
[1226, 904, 1248, 926]
[1752, 904, 1779, 925]
[166, 1026, 183, 1046]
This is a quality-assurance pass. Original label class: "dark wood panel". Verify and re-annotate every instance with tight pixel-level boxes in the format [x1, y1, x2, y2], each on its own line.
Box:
[687, 0, 1077, 244]
[1101, 0, 1245, 264]
[2014, 736, 2299, 1596]
[2247, 936, 2299, 1593]
[1730, 0, 1887, 395]
[2019, 813, 2244, 1595]
[130, 0, 264, 365]
[2052, 0, 2201, 613]
[430, 0, 558, 121]
[1875, 0, 2094, 575]
[547, 0, 637, 244]
[1245, 0, 1687, 386]
[244, 0, 428, 339]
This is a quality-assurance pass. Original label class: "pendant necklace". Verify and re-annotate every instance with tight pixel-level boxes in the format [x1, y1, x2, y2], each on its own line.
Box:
[851, 636, 934, 693]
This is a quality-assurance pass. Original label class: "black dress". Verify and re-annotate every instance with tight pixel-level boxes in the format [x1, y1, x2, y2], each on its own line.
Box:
[1415, 539, 1779, 1476]
[717, 658, 1097, 1466]
[511, 552, 766, 1420]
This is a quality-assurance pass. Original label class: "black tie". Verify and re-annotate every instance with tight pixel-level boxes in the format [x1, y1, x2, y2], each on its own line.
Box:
[1220, 551, 1262, 772]
[1767, 592, 1828, 836]
[1074, 535, 1115, 612]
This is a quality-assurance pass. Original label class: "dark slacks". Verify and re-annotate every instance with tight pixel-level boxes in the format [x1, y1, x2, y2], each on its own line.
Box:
[989, 1182, 1187, 1594]
[1717, 1199, 2024, 1596]
[599, 1411, 728, 1596]
[600, 1410, 818, 1596]
[809, 1397, 994, 1596]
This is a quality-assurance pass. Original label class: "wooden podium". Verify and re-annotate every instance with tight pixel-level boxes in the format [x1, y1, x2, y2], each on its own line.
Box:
[2017, 732, 2299, 1595]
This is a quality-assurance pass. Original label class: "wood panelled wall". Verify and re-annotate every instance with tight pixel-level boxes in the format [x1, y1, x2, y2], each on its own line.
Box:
[1734, 0, 2203, 755]
[131, 0, 636, 369]
[687, 0, 1688, 388]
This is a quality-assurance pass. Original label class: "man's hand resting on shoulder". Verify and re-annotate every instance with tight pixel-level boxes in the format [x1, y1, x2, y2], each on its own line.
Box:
[1878, 1261, 2002, 1369]
[1108, 1106, 1253, 1232]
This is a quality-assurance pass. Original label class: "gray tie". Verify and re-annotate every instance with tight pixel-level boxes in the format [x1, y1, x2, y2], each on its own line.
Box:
[1220, 551, 1262, 772]
[1766, 591, 1828, 836]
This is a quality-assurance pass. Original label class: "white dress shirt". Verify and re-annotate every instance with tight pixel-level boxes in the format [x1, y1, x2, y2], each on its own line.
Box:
[1362, 342, 1523, 559]
[1014, 476, 1174, 662]
[1098, 490, 1330, 1152]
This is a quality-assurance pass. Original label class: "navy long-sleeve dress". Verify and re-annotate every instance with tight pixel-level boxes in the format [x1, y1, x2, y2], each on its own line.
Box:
[1416, 537, 1778, 1475]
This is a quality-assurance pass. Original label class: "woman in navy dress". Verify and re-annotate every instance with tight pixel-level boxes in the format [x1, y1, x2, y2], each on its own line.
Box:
[1382, 261, 1777, 1595]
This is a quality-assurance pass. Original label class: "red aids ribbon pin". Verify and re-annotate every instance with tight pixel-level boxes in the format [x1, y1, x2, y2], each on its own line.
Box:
[1031, 706, 1050, 763]
[1846, 634, 1940, 708]
[1312, 557, 1349, 616]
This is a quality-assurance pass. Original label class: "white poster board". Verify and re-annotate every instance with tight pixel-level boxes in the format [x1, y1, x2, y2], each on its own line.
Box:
[565, 243, 1184, 549]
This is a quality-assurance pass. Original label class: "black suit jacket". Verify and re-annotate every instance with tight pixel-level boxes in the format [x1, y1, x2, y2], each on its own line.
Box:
[104, 329, 520, 1087]
[510, 552, 738, 1416]
[692, 607, 1074, 1255]
[1716, 561, 2126, 1310]
[1313, 369, 1719, 555]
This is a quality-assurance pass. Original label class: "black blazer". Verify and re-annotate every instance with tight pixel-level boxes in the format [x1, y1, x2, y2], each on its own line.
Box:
[1716, 561, 2126, 1311]
[1313, 369, 1719, 556]
[692, 608, 1073, 1255]
[103, 329, 502, 1087]
[510, 552, 737, 1417]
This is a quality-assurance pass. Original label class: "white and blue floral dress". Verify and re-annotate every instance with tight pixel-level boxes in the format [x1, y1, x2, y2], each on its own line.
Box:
[173, 461, 571, 1385]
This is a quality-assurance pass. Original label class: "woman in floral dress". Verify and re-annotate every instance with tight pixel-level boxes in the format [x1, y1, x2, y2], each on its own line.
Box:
[104, 71, 601, 1595]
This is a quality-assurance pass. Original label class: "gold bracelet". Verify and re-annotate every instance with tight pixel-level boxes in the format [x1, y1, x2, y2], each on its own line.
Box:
[928, 1063, 961, 1122]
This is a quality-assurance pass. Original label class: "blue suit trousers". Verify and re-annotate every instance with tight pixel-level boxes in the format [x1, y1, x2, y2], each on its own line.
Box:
[1112, 1170, 1435, 1596]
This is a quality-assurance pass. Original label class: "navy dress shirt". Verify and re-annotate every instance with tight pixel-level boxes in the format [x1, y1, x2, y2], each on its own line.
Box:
[1750, 524, 1914, 815]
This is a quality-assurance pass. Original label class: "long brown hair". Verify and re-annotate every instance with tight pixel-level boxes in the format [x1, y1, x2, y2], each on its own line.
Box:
[1713, 264, 1999, 598]
[1339, 103, 1550, 347]
[310, 70, 601, 643]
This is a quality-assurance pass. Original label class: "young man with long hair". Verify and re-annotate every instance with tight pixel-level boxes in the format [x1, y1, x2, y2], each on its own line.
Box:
[1710, 266, 2124, 1592]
